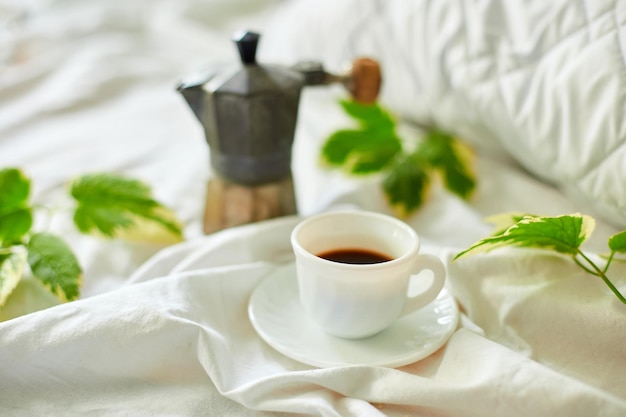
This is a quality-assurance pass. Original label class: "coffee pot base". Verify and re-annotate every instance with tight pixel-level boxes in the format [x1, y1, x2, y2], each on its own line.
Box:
[203, 174, 297, 234]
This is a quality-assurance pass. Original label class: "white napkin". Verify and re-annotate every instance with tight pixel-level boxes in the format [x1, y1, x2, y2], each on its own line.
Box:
[1, 216, 624, 417]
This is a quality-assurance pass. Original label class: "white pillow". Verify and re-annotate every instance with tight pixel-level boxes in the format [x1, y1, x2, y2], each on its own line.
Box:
[262, 0, 626, 228]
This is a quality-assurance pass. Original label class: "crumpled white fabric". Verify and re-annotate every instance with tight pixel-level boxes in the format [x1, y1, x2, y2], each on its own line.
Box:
[1, 0, 626, 415]
[1, 216, 625, 417]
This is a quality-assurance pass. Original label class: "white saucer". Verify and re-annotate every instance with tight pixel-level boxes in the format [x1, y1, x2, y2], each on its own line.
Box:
[248, 263, 459, 368]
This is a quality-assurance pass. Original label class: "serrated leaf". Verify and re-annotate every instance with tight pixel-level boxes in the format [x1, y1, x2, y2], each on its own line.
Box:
[382, 155, 431, 217]
[417, 130, 476, 199]
[106, 206, 184, 244]
[455, 214, 595, 259]
[70, 173, 183, 244]
[0, 168, 33, 244]
[608, 230, 626, 253]
[27, 232, 82, 302]
[0, 247, 27, 307]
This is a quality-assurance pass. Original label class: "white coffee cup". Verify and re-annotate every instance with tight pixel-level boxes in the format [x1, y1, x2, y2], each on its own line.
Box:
[290, 210, 447, 339]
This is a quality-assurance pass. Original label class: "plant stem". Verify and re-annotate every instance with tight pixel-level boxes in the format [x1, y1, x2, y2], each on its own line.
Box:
[573, 256, 597, 276]
[576, 250, 626, 304]
[603, 251, 615, 274]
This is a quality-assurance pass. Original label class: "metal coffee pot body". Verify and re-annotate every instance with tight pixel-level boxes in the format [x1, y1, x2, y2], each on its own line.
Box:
[177, 31, 381, 233]
[178, 31, 304, 186]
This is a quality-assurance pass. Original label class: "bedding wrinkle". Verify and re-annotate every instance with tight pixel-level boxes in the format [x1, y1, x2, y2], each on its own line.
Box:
[449, 249, 626, 399]
[344, 0, 383, 68]
[457, 2, 612, 180]
[613, 0, 626, 72]
[393, 3, 425, 100]
[449, 1, 626, 226]
[218, 356, 485, 417]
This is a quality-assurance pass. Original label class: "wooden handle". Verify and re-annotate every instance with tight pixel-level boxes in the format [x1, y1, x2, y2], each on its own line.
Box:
[350, 58, 381, 104]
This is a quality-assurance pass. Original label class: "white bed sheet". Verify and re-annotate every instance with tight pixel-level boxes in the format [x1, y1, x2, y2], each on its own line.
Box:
[1, 1, 625, 416]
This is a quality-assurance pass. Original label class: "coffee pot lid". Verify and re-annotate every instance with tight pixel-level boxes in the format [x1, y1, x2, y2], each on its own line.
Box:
[206, 31, 303, 96]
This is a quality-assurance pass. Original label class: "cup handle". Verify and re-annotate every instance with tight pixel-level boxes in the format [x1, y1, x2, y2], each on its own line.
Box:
[400, 254, 447, 316]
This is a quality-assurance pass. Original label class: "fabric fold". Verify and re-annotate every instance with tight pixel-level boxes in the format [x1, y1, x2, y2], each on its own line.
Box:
[2, 229, 625, 416]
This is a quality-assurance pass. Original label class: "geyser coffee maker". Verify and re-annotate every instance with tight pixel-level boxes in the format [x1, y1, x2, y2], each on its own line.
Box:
[178, 31, 380, 234]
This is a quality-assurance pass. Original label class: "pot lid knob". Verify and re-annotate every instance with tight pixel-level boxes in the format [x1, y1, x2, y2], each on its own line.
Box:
[233, 30, 260, 65]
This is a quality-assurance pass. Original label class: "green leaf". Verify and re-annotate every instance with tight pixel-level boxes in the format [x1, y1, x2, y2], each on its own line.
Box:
[321, 129, 401, 174]
[322, 100, 476, 216]
[416, 130, 476, 199]
[322, 130, 372, 166]
[608, 230, 626, 253]
[321, 100, 402, 174]
[345, 138, 402, 174]
[0, 168, 33, 244]
[27, 232, 82, 302]
[339, 100, 395, 133]
[484, 212, 533, 235]
[70, 173, 183, 244]
[0, 168, 30, 210]
[455, 214, 595, 259]
[0, 209, 33, 246]
[382, 155, 431, 217]
[0, 247, 27, 307]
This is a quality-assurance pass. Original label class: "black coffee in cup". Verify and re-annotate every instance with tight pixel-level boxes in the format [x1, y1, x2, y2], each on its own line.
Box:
[316, 248, 392, 264]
